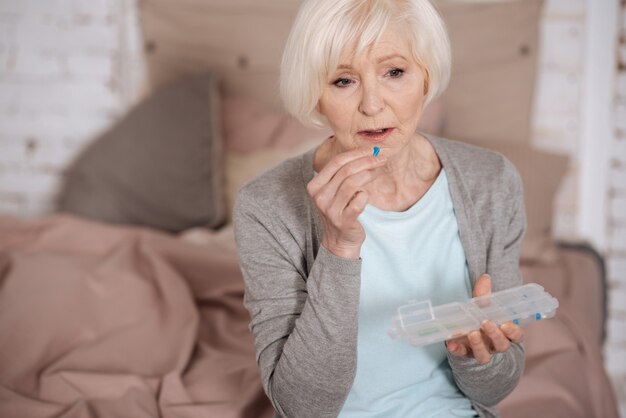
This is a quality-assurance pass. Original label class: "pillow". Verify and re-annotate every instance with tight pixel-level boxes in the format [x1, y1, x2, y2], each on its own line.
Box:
[224, 138, 324, 221]
[433, 0, 544, 145]
[222, 97, 330, 154]
[477, 142, 569, 264]
[57, 73, 226, 233]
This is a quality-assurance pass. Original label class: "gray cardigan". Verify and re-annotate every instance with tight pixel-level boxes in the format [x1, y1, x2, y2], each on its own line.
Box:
[233, 135, 526, 418]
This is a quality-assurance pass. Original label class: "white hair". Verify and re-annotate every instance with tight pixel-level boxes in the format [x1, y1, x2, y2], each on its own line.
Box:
[280, 0, 452, 127]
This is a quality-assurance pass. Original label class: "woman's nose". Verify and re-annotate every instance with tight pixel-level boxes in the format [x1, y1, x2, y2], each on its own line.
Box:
[358, 80, 385, 116]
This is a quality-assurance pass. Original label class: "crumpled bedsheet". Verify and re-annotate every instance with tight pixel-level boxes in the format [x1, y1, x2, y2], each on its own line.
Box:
[0, 214, 273, 418]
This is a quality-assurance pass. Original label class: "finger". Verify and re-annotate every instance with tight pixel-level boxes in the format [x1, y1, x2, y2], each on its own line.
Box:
[446, 337, 469, 357]
[342, 190, 369, 221]
[500, 322, 524, 343]
[322, 170, 376, 224]
[481, 321, 510, 353]
[308, 156, 385, 212]
[472, 274, 492, 297]
[468, 330, 492, 365]
[308, 148, 380, 195]
[315, 156, 386, 219]
[328, 154, 386, 197]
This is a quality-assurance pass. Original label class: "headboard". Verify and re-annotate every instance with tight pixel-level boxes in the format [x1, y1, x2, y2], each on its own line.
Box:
[139, 0, 543, 144]
[140, 0, 298, 108]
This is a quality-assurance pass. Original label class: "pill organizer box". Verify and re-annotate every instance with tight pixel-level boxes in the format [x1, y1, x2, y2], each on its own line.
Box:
[388, 283, 559, 347]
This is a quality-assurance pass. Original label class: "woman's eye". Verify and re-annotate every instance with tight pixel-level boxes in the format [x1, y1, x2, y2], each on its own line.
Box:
[333, 78, 353, 87]
[388, 68, 404, 78]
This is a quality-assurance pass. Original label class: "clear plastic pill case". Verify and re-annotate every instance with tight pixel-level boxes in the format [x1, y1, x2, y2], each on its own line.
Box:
[388, 283, 559, 347]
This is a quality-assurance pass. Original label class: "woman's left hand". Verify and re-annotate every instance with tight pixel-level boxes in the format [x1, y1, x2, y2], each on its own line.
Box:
[445, 274, 525, 365]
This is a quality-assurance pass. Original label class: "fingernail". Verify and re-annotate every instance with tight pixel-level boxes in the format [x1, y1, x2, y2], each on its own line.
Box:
[470, 332, 481, 344]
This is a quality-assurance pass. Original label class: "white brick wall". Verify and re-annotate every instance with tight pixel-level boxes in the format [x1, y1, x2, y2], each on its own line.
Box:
[532, 0, 584, 245]
[613, 197, 626, 226]
[607, 1, 626, 416]
[0, 0, 146, 218]
[617, 101, 626, 132]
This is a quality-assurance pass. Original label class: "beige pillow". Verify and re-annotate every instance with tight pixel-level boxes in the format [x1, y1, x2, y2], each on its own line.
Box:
[225, 139, 324, 221]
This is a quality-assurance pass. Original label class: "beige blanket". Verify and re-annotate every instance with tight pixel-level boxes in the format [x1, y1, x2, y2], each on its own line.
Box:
[0, 214, 273, 418]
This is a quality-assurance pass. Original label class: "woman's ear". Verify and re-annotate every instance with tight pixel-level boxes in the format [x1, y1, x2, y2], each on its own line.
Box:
[423, 67, 430, 96]
[315, 101, 328, 121]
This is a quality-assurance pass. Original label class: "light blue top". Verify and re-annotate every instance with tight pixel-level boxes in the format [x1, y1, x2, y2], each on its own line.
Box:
[338, 169, 477, 417]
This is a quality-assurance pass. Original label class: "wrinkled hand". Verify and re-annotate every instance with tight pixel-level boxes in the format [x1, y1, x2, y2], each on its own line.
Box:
[307, 147, 386, 259]
[446, 275, 524, 365]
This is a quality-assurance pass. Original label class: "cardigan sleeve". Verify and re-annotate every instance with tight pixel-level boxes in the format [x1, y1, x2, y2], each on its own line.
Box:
[446, 158, 527, 414]
[233, 188, 361, 418]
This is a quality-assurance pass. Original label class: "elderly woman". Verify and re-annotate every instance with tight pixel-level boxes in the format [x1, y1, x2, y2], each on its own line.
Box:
[233, 0, 526, 417]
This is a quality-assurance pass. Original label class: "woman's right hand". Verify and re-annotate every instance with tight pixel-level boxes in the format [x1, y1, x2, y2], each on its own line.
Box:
[307, 147, 386, 259]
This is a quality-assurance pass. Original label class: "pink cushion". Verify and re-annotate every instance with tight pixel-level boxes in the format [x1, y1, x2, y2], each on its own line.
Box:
[222, 97, 328, 154]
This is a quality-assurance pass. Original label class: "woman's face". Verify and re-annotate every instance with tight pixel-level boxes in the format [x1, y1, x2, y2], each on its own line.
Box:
[318, 28, 427, 156]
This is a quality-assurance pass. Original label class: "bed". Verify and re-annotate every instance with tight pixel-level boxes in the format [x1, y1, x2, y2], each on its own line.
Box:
[0, 0, 620, 417]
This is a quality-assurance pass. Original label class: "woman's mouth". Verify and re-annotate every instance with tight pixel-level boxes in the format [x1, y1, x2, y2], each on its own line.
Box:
[358, 128, 394, 142]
